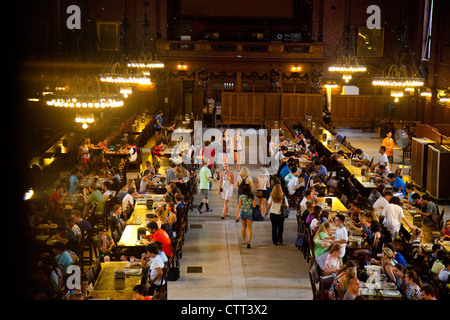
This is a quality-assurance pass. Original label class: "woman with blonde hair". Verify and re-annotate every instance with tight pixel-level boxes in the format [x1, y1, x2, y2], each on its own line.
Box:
[256, 168, 270, 216]
[324, 243, 344, 275]
[371, 247, 398, 282]
[219, 163, 234, 219]
[236, 166, 252, 186]
[312, 222, 333, 258]
[266, 183, 289, 245]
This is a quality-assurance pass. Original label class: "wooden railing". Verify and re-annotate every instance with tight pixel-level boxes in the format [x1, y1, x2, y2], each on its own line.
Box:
[156, 40, 324, 59]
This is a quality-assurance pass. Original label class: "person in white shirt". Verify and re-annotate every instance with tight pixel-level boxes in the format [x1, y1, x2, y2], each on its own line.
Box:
[374, 146, 389, 170]
[333, 214, 348, 262]
[102, 181, 112, 200]
[380, 196, 414, 241]
[127, 144, 138, 162]
[299, 190, 314, 214]
[122, 187, 135, 215]
[141, 243, 165, 296]
[372, 190, 392, 216]
[286, 170, 305, 196]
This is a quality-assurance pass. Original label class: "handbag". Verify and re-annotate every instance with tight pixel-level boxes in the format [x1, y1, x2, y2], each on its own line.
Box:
[252, 205, 264, 221]
[168, 266, 180, 281]
[295, 232, 306, 247]
[256, 190, 264, 198]
[280, 200, 290, 218]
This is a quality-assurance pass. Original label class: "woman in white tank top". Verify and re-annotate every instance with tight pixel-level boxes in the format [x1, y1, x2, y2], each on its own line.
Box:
[256, 169, 270, 216]
[234, 129, 243, 171]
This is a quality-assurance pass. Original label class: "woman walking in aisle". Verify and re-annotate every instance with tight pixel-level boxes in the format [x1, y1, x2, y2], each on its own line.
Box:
[236, 184, 256, 248]
[219, 163, 234, 219]
[256, 168, 270, 217]
[266, 184, 289, 245]
[234, 129, 243, 171]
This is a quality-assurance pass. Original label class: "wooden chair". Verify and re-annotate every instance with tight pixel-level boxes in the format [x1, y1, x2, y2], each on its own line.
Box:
[155, 265, 168, 299]
[286, 194, 300, 211]
[85, 267, 96, 286]
[319, 273, 336, 300]
[309, 262, 321, 300]
[434, 207, 445, 231]
[79, 230, 94, 272]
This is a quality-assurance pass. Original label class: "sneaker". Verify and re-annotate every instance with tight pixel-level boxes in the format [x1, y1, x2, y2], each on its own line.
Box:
[247, 243, 251, 249]
[205, 208, 213, 212]
[196, 207, 203, 214]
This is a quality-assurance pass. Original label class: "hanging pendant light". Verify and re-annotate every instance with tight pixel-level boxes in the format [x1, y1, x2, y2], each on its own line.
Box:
[372, 17, 424, 101]
[328, 0, 367, 83]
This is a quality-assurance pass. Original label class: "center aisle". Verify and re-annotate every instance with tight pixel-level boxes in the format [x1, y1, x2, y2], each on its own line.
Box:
[167, 165, 313, 300]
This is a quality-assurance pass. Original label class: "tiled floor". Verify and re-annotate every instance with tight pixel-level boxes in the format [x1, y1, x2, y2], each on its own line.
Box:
[166, 127, 449, 300]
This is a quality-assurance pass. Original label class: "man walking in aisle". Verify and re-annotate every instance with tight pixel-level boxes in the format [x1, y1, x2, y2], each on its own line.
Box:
[197, 157, 215, 213]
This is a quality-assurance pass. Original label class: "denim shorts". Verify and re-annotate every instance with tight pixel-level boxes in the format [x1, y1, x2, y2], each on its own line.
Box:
[201, 189, 210, 200]
[240, 210, 253, 221]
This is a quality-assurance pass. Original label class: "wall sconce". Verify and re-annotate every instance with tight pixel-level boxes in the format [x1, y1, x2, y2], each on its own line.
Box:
[291, 64, 301, 72]
[177, 62, 187, 70]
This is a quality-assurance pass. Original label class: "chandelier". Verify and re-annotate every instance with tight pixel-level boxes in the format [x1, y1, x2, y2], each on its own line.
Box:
[328, 1, 366, 83]
[372, 18, 424, 102]
[44, 74, 124, 129]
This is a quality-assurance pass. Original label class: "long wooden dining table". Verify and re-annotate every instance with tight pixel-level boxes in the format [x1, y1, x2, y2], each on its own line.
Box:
[116, 194, 166, 248]
[90, 261, 143, 300]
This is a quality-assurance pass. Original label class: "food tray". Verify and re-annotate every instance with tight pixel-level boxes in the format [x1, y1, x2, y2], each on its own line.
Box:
[380, 290, 402, 297]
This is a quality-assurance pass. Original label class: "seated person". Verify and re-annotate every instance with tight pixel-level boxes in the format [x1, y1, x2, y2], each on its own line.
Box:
[393, 264, 407, 295]
[328, 260, 358, 300]
[328, 150, 344, 171]
[295, 133, 306, 149]
[387, 173, 407, 197]
[93, 224, 127, 262]
[153, 139, 170, 158]
[287, 171, 305, 196]
[372, 190, 392, 217]
[312, 222, 333, 258]
[51, 241, 73, 275]
[431, 250, 447, 276]
[352, 148, 369, 163]
[126, 143, 138, 162]
[347, 201, 363, 226]
[401, 183, 416, 204]
[280, 161, 295, 185]
[410, 192, 422, 209]
[143, 221, 173, 257]
[304, 145, 319, 162]
[343, 278, 360, 300]
[324, 243, 345, 276]
[417, 194, 438, 227]
[442, 219, 450, 241]
[314, 161, 328, 184]
[370, 247, 398, 282]
[368, 184, 385, 207]
[374, 165, 390, 183]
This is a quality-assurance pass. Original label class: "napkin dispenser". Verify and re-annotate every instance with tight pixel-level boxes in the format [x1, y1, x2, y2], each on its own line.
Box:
[431, 232, 441, 243]
[146, 198, 154, 209]
[413, 215, 422, 227]
[137, 227, 147, 240]
[114, 268, 126, 290]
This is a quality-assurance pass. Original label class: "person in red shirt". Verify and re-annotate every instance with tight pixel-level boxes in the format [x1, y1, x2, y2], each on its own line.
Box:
[48, 184, 68, 224]
[144, 221, 173, 257]
[442, 220, 450, 241]
[133, 284, 152, 300]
